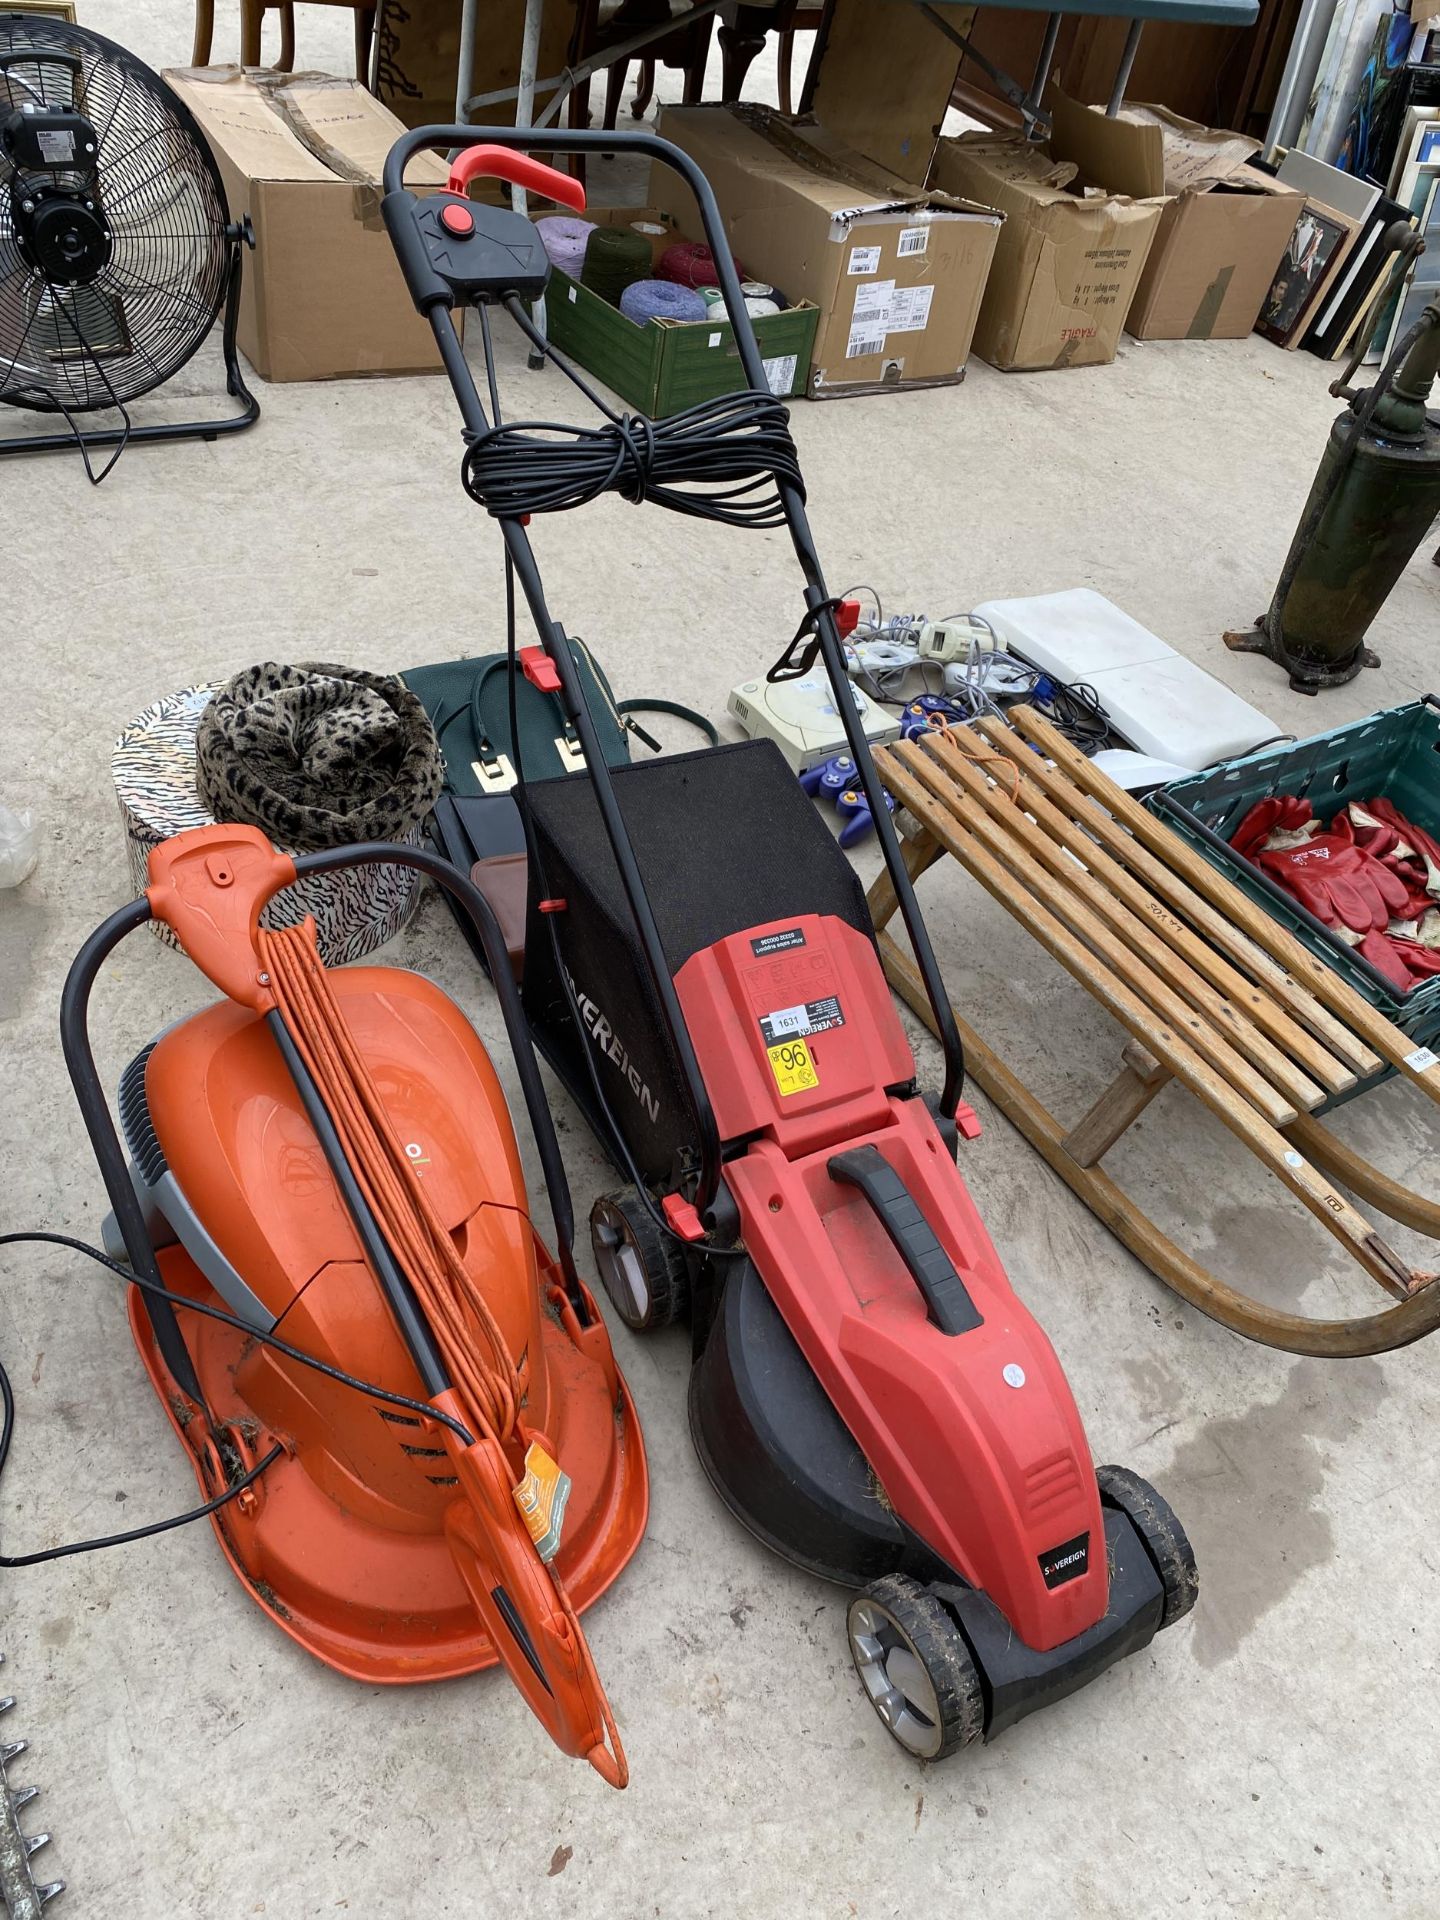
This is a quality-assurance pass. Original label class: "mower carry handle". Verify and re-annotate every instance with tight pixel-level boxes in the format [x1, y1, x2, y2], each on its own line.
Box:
[447, 143, 586, 210]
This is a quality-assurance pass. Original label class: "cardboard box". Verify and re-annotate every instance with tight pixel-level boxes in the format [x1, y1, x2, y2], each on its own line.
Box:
[650, 105, 1002, 396]
[165, 66, 451, 381]
[931, 132, 1163, 370]
[1050, 98, 1304, 341]
[544, 208, 820, 417]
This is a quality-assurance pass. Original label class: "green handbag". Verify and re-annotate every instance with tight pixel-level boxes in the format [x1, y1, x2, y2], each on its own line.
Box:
[402, 635, 714, 798]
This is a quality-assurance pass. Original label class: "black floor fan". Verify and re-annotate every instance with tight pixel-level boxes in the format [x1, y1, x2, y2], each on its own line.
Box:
[0, 14, 258, 480]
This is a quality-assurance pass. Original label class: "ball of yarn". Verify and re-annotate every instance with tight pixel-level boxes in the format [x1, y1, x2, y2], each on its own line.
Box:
[582, 226, 654, 306]
[698, 284, 780, 320]
[743, 280, 788, 311]
[536, 215, 596, 278]
[658, 241, 747, 289]
[620, 279, 709, 325]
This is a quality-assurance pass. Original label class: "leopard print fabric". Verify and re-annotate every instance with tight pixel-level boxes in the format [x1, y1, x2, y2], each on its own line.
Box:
[195, 662, 444, 853]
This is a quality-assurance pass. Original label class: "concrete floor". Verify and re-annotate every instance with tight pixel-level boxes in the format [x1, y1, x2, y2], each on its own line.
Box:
[3, 5, 1440, 1916]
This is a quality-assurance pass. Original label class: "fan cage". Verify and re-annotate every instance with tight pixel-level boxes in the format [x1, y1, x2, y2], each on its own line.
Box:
[0, 14, 232, 414]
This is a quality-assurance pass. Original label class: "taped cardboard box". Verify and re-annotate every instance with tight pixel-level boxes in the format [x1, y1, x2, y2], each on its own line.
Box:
[651, 105, 1002, 396]
[930, 132, 1163, 371]
[1046, 96, 1304, 342]
[165, 66, 452, 381]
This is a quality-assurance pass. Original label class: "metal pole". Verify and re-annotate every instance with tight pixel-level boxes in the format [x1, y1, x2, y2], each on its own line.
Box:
[1106, 19, 1142, 115]
[1262, 0, 1330, 159]
[1022, 11, 1061, 117]
[455, 0, 480, 120]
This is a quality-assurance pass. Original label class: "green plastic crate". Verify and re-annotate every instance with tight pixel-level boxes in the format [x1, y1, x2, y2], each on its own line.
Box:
[1152, 697, 1440, 1055]
[542, 207, 818, 418]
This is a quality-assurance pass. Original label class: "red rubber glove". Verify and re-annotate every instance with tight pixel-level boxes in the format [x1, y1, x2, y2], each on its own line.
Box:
[1381, 934, 1440, 984]
[1358, 928, 1418, 990]
[1231, 796, 1312, 860]
[1360, 799, 1440, 896]
[1257, 833, 1413, 934]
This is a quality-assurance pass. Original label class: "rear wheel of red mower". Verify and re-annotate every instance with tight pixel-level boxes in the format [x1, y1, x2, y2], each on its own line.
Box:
[589, 1190, 690, 1332]
[846, 1574, 985, 1760]
[1096, 1464, 1198, 1629]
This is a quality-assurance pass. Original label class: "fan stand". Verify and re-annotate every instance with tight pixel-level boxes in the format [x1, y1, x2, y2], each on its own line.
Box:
[0, 220, 261, 466]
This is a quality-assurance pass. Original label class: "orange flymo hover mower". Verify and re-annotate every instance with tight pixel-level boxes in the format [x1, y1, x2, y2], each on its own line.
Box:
[45, 827, 646, 1784]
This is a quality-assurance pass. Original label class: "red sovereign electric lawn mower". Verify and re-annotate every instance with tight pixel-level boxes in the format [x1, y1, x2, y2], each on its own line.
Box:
[381, 127, 1198, 1758]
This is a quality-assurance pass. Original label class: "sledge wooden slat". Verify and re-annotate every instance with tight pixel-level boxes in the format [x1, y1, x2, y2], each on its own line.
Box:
[893, 747, 1299, 1125]
[945, 725, 1357, 1098]
[1012, 706, 1428, 1086]
[911, 734, 1331, 1115]
[976, 715, 1381, 1078]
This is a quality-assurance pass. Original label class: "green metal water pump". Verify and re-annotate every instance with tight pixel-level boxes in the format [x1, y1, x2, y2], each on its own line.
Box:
[1226, 231, 1440, 695]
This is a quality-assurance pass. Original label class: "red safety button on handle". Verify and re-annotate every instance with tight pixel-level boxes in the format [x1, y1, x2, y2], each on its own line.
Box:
[440, 200, 476, 237]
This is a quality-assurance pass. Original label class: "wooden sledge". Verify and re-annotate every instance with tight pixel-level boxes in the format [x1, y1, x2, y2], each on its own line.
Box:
[870, 705, 1440, 1358]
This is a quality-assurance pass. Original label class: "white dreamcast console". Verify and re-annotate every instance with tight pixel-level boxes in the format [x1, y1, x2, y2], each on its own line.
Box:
[728, 674, 901, 772]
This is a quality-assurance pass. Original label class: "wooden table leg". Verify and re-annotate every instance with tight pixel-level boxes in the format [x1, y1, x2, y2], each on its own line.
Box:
[241, 0, 264, 65]
[355, 5, 376, 83]
[718, 5, 768, 97]
[192, 0, 215, 65]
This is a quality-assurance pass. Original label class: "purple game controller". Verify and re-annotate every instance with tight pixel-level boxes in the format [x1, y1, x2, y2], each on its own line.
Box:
[798, 754, 897, 849]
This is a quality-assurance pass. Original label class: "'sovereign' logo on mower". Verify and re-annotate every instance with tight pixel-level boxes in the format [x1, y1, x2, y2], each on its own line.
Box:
[566, 969, 660, 1124]
[1038, 1532, 1090, 1589]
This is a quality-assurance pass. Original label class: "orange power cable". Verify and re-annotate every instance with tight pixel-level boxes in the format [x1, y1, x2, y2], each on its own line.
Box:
[256, 920, 627, 1786]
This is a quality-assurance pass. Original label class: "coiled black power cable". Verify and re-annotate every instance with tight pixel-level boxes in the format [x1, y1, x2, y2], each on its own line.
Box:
[461, 387, 805, 526]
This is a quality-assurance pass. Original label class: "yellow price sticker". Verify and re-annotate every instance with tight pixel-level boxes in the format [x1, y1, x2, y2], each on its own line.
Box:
[766, 1037, 819, 1097]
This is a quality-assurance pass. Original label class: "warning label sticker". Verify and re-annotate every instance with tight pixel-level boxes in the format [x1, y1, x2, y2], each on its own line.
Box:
[759, 996, 845, 1045]
[767, 1038, 819, 1098]
[751, 927, 806, 957]
[513, 1441, 572, 1564]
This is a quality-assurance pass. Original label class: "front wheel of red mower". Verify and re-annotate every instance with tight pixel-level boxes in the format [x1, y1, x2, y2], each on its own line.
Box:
[1096, 1464, 1199, 1630]
[846, 1573, 985, 1761]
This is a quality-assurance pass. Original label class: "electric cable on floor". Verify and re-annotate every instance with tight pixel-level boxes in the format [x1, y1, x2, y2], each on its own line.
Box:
[0, 1228, 475, 1568]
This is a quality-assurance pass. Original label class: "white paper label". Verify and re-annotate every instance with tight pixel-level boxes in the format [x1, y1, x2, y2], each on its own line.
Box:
[765, 1005, 809, 1037]
[848, 245, 882, 275]
[567, 286, 577, 303]
[852, 278, 894, 325]
[846, 327, 886, 358]
[897, 226, 929, 257]
[886, 284, 935, 333]
[762, 352, 797, 395]
[707, 330, 722, 347]
[1405, 1045, 1439, 1071]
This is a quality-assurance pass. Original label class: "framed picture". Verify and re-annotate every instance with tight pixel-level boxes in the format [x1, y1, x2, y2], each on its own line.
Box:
[1258, 202, 1355, 347]
[0, 3, 79, 16]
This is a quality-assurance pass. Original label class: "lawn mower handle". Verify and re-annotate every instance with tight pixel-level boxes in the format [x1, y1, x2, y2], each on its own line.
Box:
[384, 125, 970, 1155]
[446, 143, 586, 210]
